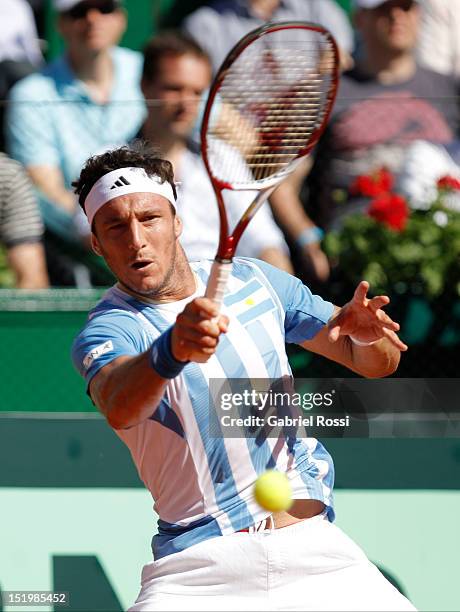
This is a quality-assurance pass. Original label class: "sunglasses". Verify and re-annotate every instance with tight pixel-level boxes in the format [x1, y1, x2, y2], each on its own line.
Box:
[375, 0, 417, 14]
[64, 0, 120, 20]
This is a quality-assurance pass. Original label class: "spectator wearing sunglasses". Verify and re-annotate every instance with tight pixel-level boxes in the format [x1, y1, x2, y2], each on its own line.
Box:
[304, 0, 460, 232]
[5, 0, 145, 260]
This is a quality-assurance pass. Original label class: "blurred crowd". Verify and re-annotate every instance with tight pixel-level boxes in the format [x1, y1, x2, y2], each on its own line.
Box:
[0, 0, 459, 290]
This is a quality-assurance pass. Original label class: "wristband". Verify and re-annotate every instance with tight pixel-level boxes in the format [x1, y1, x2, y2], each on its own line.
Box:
[149, 327, 188, 379]
[296, 226, 324, 248]
[349, 335, 379, 347]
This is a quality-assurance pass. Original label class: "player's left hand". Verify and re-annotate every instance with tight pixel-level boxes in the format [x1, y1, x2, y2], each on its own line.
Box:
[327, 281, 408, 351]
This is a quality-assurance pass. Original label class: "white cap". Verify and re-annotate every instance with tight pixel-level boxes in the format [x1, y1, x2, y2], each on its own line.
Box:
[53, 0, 120, 12]
[53, 0, 81, 11]
[354, 0, 418, 8]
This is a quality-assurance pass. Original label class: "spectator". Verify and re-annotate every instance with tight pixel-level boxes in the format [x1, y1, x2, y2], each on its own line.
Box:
[184, 2, 347, 283]
[417, 0, 460, 81]
[139, 31, 293, 272]
[6, 0, 145, 220]
[0, 153, 49, 288]
[0, 0, 43, 150]
[0, 0, 43, 66]
[183, 0, 354, 283]
[183, 0, 355, 74]
[305, 0, 460, 231]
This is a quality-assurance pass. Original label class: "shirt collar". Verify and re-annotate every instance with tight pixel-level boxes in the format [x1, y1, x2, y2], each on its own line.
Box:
[52, 48, 118, 100]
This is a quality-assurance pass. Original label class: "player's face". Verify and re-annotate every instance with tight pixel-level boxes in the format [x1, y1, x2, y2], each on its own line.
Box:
[58, 1, 126, 53]
[358, 0, 420, 53]
[142, 54, 212, 141]
[91, 193, 182, 298]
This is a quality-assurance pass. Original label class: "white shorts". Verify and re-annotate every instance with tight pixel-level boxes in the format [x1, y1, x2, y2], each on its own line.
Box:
[128, 514, 417, 611]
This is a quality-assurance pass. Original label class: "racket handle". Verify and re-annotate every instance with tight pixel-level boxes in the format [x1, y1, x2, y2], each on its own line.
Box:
[205, 260, 233, 308]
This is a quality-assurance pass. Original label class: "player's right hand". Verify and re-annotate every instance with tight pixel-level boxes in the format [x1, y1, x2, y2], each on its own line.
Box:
[171, 297, 229, 363]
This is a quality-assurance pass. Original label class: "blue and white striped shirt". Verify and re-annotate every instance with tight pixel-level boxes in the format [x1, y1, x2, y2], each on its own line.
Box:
[72, 258, 336, 560]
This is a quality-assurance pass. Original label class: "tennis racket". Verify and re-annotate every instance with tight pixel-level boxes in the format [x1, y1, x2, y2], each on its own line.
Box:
[200, 21, 339, 305]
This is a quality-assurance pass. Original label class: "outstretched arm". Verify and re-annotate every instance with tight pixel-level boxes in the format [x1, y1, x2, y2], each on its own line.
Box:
[302, 281, 407, 378]
[89, 298, 228, 429]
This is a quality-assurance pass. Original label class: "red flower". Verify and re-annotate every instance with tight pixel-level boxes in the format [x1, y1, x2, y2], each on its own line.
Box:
[368, 193, 409, 231]
[350, 168, 394, 197]
[437, 175, 460, 191]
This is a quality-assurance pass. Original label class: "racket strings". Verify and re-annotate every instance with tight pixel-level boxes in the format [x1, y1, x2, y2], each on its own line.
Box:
[206, 35, 336, 185]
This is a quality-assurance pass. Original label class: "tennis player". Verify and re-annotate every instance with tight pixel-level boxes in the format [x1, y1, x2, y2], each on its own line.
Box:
[71, 144, 416, 611]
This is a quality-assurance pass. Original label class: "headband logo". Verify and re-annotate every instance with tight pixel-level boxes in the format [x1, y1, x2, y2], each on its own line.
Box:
[110, 175, 131, 190]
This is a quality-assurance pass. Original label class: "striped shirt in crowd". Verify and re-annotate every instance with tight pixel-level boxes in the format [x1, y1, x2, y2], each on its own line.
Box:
[0, 152, 43, 248]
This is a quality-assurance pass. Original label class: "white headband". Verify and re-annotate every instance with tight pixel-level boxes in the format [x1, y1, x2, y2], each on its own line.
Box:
[84, 167, 176, 226]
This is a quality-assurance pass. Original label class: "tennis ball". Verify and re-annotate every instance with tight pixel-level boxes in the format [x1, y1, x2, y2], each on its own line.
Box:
[254, 470, 293, 512]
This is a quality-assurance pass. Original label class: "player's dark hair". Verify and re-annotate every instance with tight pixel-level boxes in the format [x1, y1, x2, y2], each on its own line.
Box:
[142, 30, 211, 83]
[72, 140, 177, 214]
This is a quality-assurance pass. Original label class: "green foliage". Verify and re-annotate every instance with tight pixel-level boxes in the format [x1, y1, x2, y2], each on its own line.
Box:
[323, 206, 460, 299]
[0, 246, 14, 288]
